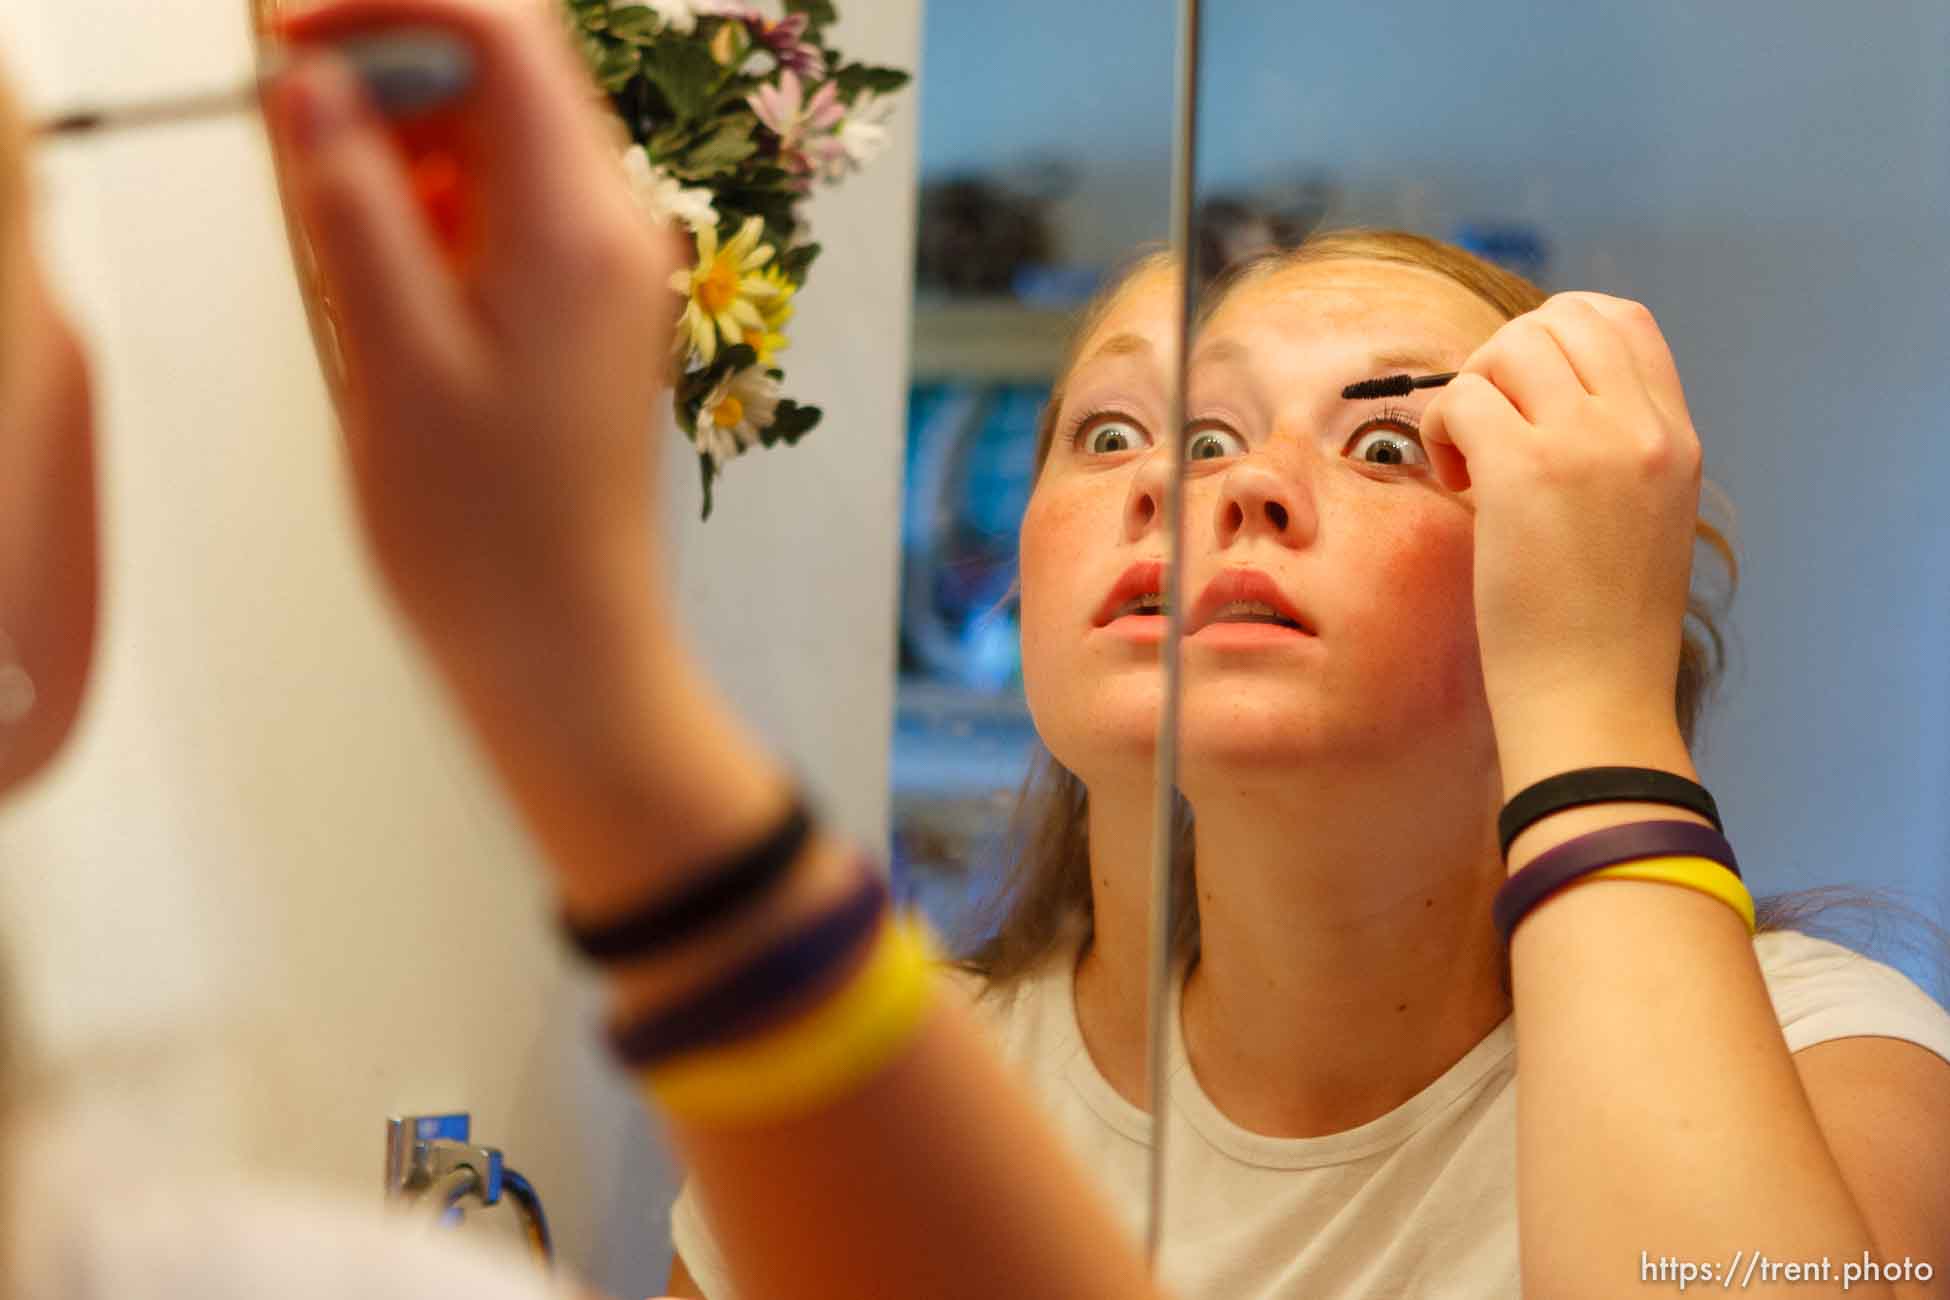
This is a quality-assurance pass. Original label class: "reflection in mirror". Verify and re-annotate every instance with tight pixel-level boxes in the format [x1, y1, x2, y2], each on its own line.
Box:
[1132, 3, 1950, 1294]
[891, 11, 1181, 954]
[891, 0, 1197, 1266]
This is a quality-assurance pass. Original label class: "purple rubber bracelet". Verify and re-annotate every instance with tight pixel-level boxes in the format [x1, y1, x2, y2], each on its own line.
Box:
[606, 862, 889, 1070]
[1494, 820, 1740, 945]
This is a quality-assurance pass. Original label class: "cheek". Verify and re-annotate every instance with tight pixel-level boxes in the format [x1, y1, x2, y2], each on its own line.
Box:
[1357, 506, 1484, 714]
[1016, 488, 1074, 681]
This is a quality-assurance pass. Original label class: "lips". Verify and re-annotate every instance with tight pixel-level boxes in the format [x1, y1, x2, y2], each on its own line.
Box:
[1093, 559, 1168, 628]
[1093, 561, 1313, 636]
[1188, 567, 1311, 635]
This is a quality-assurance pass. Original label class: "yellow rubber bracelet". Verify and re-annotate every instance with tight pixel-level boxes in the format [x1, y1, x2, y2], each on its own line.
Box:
[1584, 854, 1757, 934]
[644, 913, 941, 1125]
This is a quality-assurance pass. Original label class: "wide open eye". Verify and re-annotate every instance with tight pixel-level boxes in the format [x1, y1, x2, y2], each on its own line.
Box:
[1186, 425, 1246, 462]
[1345, 408, 1429, 470]
[1075, 413, 1153, 455]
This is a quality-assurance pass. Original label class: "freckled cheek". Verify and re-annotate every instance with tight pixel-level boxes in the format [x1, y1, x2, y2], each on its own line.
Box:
[1358, 511, 1484, 712]
[1017, 490, 1082, 675]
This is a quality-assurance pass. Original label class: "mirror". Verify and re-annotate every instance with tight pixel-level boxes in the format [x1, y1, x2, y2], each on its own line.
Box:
[890, 0, 1191, 1262]
[1141, 1, 1950, 1291]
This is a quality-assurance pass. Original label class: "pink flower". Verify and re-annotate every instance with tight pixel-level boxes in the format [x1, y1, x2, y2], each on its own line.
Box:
[748, 70, 846, 181]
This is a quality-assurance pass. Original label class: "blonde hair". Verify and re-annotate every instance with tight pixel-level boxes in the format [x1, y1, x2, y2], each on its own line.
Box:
[963, 228, 1748, 986]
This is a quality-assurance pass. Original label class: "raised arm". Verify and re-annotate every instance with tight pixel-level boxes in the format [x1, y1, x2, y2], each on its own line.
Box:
[262, 4, 1163, 1298]
[1423, 293, 1950, 1299]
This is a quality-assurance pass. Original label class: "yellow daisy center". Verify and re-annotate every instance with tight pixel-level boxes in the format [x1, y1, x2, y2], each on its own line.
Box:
[713, 395, 746, 428]
[698, 256, 742, 316]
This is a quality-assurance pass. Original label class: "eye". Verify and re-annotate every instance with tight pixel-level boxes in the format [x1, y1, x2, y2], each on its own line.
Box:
[1074, 413, 1153, 455]
[1186, 424, 1246, 462]
[1345, 409, 1429, 471]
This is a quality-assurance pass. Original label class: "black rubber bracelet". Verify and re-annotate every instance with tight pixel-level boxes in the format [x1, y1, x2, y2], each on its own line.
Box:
[564, 795, 812, 964]
[1498, 766, 1721, 860]
[607, 864, 888, 1069]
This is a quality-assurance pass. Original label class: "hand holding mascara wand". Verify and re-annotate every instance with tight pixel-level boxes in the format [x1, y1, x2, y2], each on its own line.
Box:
[35, 31, 477, 139]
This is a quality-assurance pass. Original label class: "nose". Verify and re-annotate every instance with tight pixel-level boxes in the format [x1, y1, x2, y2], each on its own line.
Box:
[1125, 445, 1321, 549]
[1213, 454, 1316, 551]
[1121, 444, 1172, 542]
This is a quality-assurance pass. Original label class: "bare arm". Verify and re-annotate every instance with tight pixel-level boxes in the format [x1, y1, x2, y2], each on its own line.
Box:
[264, 5, 1164, 1298]
[1423, 290, 1930, 1299]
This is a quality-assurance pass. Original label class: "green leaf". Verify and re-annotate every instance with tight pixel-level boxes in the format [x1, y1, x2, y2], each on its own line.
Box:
[764, 400, 822, 446]
[592, 39, 644, 92]
[699, 452, 717, 520]
[605, 4, 665, 43]
[642, 39, 727, 123]
[784, 0, 838, 28]
[833, 63, 912, 98]
[671, 120, 757, 181]
[647, 123, 692, 160]
[779, 241, 821, 279]
[718, 343, 760, 372]
[565, 0, 610, 30]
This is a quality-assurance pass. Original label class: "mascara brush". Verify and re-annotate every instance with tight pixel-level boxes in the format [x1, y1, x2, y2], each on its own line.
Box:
[35, 30, 476, 139]
[1341, 370, 1458, 401]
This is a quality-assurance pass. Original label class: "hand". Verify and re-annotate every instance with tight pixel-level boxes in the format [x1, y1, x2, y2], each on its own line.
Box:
[1418, 293, 1704, 753]
[265, 0, 684, 682]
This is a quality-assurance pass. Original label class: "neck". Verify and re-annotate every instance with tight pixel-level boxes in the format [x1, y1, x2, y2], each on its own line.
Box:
[1075, 744, 1512, 1139]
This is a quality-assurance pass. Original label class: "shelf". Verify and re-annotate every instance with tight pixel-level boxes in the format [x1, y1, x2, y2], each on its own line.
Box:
[909, 299, 1080, 383]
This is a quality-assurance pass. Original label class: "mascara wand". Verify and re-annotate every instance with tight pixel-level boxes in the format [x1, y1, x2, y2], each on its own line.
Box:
[35, 30, 475, 139]
[1341, 370, 1458, 401]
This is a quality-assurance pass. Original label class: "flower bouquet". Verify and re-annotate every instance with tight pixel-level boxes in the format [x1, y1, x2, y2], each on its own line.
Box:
[561, 0, 911, 517]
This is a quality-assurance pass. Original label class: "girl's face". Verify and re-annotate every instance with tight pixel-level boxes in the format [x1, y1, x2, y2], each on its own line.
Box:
[1018, 258, 1510, 787]
[0, 90, 100, 795]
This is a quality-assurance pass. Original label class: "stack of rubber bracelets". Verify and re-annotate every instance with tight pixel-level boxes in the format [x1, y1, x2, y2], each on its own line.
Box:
[565, 796, 942, 1125]
[1493, 766, 1754, 943]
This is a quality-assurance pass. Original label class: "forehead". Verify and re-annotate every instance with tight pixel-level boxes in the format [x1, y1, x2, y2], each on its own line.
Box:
[1202, 259, 1509, 361]
[1071, 264, 1182, 359]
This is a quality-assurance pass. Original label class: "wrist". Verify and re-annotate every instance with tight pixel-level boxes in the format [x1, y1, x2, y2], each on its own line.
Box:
[1491, 689, 1694, 802]
[1494, 701, 1710, 875]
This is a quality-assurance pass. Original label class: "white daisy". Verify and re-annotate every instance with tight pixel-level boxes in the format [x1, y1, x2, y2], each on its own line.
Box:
[837, 91, 897, 173]
[696, 365, 783, 468]
[621, 146, 718, 233]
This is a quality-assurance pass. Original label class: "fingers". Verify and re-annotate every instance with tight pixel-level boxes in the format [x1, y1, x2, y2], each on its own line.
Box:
[1463, 313, 1585, 426]
[266, 52, 473, 401]
[1524, 296, 1641, 399]
[1420, 371, 1525, 494]
[279, 0, 645, 310]
[1552, 291, 1695, 429]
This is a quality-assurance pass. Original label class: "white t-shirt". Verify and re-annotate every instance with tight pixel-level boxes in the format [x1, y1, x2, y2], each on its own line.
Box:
[671, 928, 1950, 1299]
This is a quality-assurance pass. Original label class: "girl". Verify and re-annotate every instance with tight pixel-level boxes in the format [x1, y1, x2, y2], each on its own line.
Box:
[670, 235, 1950, 1297]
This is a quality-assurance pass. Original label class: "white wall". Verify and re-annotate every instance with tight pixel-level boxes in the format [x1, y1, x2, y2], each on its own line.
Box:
[0, 0, 920, 1293]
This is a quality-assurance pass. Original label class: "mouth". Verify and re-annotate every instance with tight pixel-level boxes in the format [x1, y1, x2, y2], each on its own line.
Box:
[1094, 563, 1314, 637]
[1104, 600, 1307, 631]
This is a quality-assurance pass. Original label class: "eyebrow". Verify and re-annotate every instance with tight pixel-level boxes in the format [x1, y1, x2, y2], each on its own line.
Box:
[1075, 331, 1156, 368]
[1188, 340, 1456, 399]
[1358, 348, 1453, 382]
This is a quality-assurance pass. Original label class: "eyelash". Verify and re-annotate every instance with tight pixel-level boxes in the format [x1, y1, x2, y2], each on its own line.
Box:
[1067, 405, 1427, 462]
[1349, 405, 1425, 461]
[1067, 406, 1145, 452]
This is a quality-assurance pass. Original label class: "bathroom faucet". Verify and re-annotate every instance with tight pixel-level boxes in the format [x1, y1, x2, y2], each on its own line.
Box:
[386, 1113, 554, 1264]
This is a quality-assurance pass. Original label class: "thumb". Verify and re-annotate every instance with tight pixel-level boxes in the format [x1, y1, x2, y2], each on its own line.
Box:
[266, 51, 473, 397]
